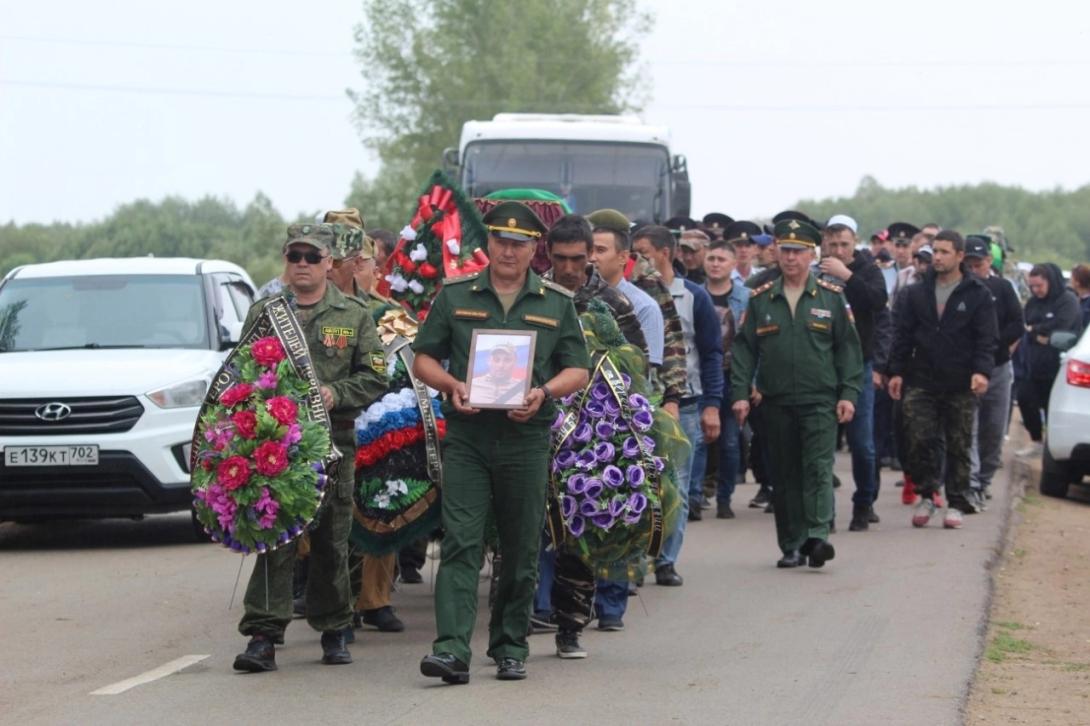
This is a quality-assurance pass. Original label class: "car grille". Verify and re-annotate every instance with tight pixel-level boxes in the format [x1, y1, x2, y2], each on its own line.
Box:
[0, 396, 144, 435]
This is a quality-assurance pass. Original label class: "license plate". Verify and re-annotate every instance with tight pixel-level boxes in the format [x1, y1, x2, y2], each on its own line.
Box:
[4, 445, 100, 467]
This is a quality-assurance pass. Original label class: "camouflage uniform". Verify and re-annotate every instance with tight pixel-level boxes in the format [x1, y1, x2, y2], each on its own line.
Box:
[239, 224, 387, 640]
[627, 253, 686, 405]
[544, 266, 648, 356]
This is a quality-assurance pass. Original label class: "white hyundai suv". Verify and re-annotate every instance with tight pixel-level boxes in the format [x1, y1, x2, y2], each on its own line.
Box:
[0, 257, 256, 521]
[1041, 326, 1090, 497]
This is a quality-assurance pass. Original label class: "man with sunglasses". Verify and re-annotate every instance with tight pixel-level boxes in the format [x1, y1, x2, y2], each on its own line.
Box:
[233, 223, 388, 673]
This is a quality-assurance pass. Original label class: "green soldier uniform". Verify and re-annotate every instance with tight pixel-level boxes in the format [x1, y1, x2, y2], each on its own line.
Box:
[731, 220, 863, 566]
[413, 202, 590, 671]
[237, 224, 387, 644]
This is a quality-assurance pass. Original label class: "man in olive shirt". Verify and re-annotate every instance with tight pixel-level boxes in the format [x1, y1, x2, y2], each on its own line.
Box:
[234, 223, 387, 672]
[731, 219, 863, 569]
[413, 201, 590, 684]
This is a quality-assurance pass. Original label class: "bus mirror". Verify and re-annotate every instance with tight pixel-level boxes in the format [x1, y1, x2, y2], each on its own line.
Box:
[441, 147, 459, 174]
[672, 154, 688, 173]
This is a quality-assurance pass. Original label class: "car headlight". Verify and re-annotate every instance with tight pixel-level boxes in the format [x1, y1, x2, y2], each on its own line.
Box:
[147, 379, 208, 408]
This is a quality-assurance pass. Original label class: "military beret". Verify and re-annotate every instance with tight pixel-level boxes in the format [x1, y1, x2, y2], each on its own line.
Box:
[701, 212, 734, 230]
[773, 218, 822, 250]
[772, 210, 815, 226]
[887, 221, 920, 241]
[284, 223, 335, 253]
[586, 208, 632, 236]
[323, 208, 365, 229]
[722, 220, 762, 244]
[663, 216, 699, 236]
[482, 200, 547, 242]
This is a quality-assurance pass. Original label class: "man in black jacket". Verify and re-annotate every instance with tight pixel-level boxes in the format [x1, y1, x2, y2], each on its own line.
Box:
[964, 237, 1023, 509]
[888, 230, 997, 530]
[820, 217, 889, 531]
[1016, 262, 1082, 444]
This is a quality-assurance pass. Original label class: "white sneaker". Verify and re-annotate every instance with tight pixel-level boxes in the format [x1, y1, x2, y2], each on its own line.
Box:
[943, 508, 963, 529]
[912, 498, 936, 528]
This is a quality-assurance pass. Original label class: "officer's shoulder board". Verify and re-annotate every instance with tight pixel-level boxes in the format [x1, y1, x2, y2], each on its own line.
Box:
[750, 280, 775, 298]
[444, 271, 480, 286]
[816, 278, 845, 295]
[540, 278, 575, 298]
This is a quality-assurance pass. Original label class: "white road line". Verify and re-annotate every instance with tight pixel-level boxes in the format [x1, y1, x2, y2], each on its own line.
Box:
[90, 655, 210, 696]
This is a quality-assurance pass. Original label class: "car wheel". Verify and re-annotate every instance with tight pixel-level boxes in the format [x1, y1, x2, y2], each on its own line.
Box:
[1040, 443, 1071, 499]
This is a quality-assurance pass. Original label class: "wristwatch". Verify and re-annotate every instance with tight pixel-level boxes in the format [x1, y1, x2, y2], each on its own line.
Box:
[538, 383, 553, 402]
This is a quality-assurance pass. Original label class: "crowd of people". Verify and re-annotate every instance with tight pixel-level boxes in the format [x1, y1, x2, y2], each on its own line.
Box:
[231, 200, 1090, 682]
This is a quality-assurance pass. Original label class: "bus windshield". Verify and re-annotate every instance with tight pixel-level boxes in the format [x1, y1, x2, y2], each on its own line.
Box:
[462, 141, 670, 222]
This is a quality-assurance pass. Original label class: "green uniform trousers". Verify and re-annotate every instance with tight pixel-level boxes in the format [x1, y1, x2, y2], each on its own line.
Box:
[762, 402, 836, 554]
[238, 447, 354, 638]
[433, 416, 550, 664]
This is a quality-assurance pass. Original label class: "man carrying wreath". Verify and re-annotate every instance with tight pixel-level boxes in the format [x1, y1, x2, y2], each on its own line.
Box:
[233, 223, 387, 672]
[412, 201, 590, 683]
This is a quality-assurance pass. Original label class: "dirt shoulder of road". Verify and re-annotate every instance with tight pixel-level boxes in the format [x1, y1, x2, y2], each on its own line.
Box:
[966, 447, 1090, 724]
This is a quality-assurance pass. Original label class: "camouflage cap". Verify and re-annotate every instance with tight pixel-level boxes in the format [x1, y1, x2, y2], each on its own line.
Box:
[328, 223, 373, 261]
[323, 208, 365, 229]
[283, 223, 335, 253]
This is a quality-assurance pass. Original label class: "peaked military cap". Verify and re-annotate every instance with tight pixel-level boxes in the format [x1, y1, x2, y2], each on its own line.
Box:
[887, 221, 920, 241]
[284, 223, 335, 253]
[586, 208, 632, 236]
[482, 201, 548, 242]
[722, 220, 762, 244]
[702, 212, 734, 230]
[663, 215, 699, 236]
[772, 210, 815, 226]
[773, 218, 821, 250]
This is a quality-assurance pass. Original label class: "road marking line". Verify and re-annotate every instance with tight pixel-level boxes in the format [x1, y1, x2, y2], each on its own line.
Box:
[90, 655, 210, 695]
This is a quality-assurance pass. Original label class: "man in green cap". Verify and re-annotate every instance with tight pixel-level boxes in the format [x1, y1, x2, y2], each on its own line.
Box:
[233, 223, 388, 672]
[412, 200, 590, 683]
[731, 218, 863, 569]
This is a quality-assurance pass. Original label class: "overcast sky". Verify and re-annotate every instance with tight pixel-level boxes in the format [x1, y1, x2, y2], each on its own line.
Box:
[2, 0, 1088, 226]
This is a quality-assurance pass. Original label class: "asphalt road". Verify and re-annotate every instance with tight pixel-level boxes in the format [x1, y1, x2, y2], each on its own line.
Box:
[1, 451, 1011, 725]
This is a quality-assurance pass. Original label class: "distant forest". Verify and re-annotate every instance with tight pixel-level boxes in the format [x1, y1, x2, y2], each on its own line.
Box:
[2, 177, 1087, 285]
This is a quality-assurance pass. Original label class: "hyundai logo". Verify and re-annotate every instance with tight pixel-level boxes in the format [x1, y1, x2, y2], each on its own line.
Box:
[35, 402, 72, 422]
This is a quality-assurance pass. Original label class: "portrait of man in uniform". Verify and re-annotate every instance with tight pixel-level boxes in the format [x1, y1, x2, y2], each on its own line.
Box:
[467, 330, 536, 409]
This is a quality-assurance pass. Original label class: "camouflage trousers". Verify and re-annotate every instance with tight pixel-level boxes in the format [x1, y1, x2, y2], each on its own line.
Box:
[902, 387, 977, 508]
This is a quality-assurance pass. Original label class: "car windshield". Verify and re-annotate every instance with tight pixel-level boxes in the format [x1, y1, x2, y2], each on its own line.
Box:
[463, 140, 670, 221]
[0, 274, 209, 352]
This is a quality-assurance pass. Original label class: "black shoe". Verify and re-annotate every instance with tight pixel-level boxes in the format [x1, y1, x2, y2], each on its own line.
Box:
[555, 630, 587, 659]
[749, 487, 771, 508]
[890, 458, 903, 472]
[716, 502, 735, 519]
[805, 539, 836, 568]
[832, 474, 842, 489]
[868, 507, 880, 523]
[879, 455, 893, 469]
[529, 612, 558, 633]
[420, 653, 469, 684]
[654, 564, 683, 586]
[688, 507, 702, 522]
[776, 551, 806, 568]
[233, 634, 277, 672]
[399, 566, 423, 584]
[496, 657, 527, 680]
[848, 508, 869, 532]
[894, 479, 905, 488]
[361, 606, 405, 632]
[320, 629, 352, 665]
[764, 501, 774, 513]
[597, 617, 625, 631]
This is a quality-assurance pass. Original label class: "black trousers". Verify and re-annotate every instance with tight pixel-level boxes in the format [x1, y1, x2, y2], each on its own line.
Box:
[1016, 377, 1053, 442]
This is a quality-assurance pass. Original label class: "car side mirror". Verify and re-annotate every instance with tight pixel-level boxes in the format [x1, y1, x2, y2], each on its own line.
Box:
[1050, 330, 1078, 352]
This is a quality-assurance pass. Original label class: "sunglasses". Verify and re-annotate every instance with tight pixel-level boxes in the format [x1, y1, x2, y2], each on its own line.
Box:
[285, 249, 326, 264]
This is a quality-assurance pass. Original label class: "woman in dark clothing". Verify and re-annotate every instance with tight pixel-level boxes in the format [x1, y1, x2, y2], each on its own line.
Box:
[1017, 263, 1082, 441]
[1071, 264, 1090, 331]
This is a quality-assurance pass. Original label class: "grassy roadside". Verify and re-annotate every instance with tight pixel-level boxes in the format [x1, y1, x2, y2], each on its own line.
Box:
[965, 449, 1090, 724]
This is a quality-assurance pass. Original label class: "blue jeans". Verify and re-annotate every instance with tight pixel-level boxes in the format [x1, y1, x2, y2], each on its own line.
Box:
[849, 360, 878, 509]
[716, 402, 742, 504]
[594, 577, 629, 621]
[533, 536, 555, 617]
[659, 402, 704, 567]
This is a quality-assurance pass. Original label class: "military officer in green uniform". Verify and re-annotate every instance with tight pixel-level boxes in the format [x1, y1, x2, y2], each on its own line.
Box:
[233, 223, 387, 672]
[730, 219, 863, 569]
[412, 201, 590, 683]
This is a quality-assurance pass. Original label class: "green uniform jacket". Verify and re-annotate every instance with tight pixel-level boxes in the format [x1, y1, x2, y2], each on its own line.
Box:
[243, 283, 387, 436]
[412, 268, 590, 426]
[731, 272, 864, 406]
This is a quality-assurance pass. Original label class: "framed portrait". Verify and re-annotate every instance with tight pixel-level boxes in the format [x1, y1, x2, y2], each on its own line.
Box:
[466, 329, 537, 410]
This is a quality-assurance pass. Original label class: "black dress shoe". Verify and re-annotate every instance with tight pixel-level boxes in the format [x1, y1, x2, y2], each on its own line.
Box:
[806, 539, 836, 568]
[320, 629, 352, 665]
[361, 605, 405, 632]
[496, 657, 527, 680]
[868, 507, 880, 523]
[233, 634, 277, 672]
[776, 551, 806, 568]
[420, 653, 470, 684]
[716, 502, 735, 519]
[848, 508, 870, 532]
[654, 563, 683, 586]
[399, 566, 423, 584]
